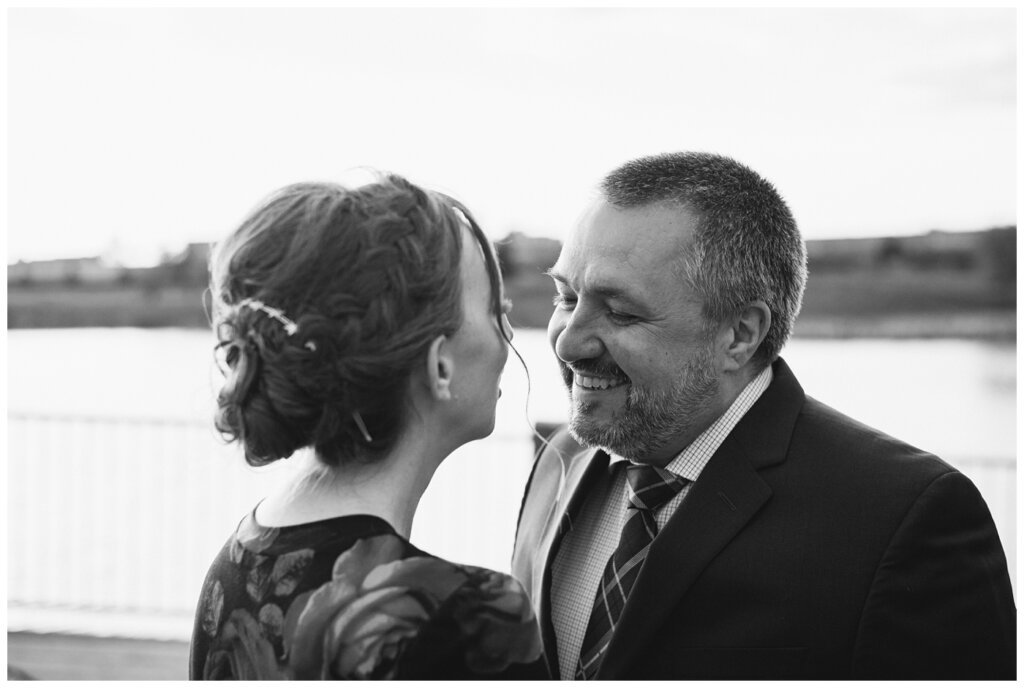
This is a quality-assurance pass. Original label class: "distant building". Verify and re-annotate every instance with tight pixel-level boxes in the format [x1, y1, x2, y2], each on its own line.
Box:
[163, 242, 213, 286]
[7, 256, 120, 285]
[7, 242, 214, 287]
[497, 232, 561, 276]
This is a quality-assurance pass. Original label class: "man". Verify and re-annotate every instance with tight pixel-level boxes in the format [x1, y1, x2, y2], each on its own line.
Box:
[511, 152, 1016, 680]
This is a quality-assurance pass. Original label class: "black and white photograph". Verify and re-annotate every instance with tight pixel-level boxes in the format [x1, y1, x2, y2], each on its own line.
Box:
[5, 5, 1018, 681]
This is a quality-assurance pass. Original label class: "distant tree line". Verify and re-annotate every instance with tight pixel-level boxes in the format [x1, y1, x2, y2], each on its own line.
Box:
[805, 226, 1015, 285]
[9, 226, 1015, 291]
[7, 227, 1015, 332]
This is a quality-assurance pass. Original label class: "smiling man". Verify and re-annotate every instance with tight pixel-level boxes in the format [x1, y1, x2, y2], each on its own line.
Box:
[547, 199, 740, 466]
[511, 152, 1015, 680]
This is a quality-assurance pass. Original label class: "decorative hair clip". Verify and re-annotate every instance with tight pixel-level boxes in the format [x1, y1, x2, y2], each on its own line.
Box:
[238, 298, 316, 351]
[238, 298, 298, 335]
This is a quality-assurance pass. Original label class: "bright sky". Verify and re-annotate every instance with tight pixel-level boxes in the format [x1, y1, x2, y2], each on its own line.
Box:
[6, 7, 1018, 265]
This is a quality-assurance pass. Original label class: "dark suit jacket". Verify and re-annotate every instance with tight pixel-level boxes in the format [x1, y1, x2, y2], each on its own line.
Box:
[511, 358, 1016, 679]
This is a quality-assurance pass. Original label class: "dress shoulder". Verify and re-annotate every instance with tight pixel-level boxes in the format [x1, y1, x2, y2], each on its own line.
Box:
[191, 516, 544, 680]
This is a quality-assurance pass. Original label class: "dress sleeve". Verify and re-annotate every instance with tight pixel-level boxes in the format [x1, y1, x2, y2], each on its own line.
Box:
[395, 568, 549, 680]
[851, 470, 1016, 679]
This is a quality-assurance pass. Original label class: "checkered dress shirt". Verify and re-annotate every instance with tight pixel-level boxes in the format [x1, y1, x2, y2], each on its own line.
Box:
[550, 365, 773, 680]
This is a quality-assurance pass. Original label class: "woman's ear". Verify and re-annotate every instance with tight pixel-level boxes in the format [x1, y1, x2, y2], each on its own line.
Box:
[425, 334, 454, 401]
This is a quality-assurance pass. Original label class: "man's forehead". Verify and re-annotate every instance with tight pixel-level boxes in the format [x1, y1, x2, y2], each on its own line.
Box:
[557, 200, 696, 277]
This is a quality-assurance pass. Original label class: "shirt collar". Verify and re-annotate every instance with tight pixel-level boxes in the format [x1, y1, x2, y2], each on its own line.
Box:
[608, 365, 774, 482]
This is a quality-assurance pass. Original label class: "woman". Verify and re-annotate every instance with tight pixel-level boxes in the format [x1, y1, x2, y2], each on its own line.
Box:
[189, 174, 547, 680]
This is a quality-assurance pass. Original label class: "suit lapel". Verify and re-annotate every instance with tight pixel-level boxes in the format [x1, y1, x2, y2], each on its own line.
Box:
[536, 446, 609, 678]
[597, 434, 771, 678]
[597, 358, 806, 679]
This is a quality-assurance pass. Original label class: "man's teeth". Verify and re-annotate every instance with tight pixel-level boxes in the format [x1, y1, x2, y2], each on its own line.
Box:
[574, 373, 626, 390]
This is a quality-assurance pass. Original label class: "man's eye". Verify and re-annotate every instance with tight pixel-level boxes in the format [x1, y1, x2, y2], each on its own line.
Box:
[608, 309, 638, 324]
[552, 293, 577, 309]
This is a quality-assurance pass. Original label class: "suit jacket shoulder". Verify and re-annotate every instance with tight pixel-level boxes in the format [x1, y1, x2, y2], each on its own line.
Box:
[512, 426, 584, 589]
[514, 425, 580, 537]
[790, 394, 958, 503]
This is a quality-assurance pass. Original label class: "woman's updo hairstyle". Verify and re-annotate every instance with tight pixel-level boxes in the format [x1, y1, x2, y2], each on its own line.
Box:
[210, 174, 496, 467]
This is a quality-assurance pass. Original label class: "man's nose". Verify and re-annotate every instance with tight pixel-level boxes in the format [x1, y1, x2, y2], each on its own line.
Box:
[553, 308, 604, 363]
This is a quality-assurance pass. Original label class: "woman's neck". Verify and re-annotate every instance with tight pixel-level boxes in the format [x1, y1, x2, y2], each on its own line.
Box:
[254, 427, 451, 538]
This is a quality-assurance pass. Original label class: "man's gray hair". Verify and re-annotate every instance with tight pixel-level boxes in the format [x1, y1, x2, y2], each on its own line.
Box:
[601, 152, 807, 365]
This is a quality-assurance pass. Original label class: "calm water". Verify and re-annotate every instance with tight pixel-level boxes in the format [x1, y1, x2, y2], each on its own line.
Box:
[6, 328, 1017, 638]
[7, 327, 1017, 460]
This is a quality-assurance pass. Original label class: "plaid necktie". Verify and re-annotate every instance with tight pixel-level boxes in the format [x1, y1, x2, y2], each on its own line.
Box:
[575, 463, 687, 680]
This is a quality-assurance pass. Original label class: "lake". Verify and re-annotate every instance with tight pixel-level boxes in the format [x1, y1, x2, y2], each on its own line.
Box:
[6, 328, 1017, 639]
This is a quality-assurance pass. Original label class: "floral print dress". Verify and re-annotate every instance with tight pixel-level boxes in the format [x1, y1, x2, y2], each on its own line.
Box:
[190, 510, 546, 680]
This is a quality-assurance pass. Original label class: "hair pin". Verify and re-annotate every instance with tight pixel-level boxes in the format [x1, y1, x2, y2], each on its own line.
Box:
[351, 411, 373, 443]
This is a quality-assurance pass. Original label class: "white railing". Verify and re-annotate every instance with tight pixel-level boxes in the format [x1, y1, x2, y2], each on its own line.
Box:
[6, 412, 1016, 641]
[6, 412, 538, 640]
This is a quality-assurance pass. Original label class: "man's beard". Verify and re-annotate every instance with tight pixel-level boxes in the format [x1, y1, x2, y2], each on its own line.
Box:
[560, 343, 719, 461]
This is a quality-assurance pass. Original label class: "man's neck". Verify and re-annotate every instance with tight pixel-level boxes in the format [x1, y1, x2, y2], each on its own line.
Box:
[630, 363, 768, 467]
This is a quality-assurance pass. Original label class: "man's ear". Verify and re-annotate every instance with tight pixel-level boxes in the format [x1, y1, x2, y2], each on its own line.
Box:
[722, 300, 771, 371]
[425, 334, 454, 401]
